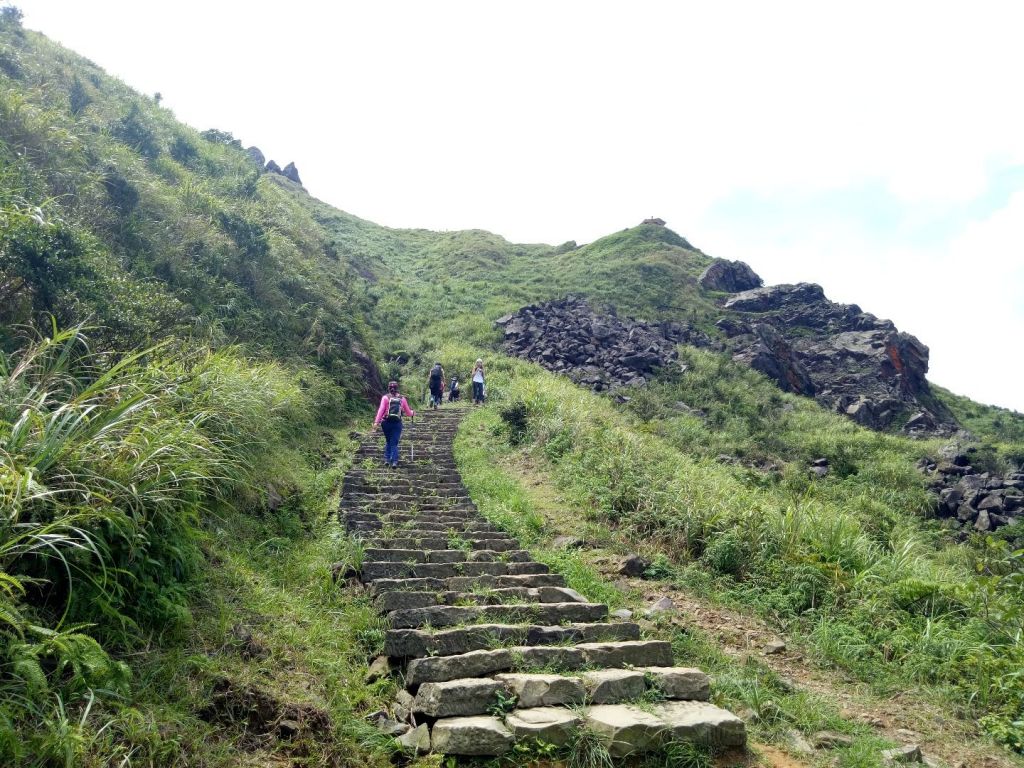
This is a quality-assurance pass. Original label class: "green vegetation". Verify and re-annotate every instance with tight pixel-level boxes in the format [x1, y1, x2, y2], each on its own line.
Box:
[933, 384, 1024, 470]
[4, 6, 1024, 764]
[443, 344, 1024, 754]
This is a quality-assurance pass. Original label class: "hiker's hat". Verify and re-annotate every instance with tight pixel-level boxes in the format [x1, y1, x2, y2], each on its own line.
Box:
[387, 380, 399, 392]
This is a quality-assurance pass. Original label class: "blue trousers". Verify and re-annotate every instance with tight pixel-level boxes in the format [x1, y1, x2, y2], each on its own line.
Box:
[381, 419, 403, 464]
[472, 381, 484, 402]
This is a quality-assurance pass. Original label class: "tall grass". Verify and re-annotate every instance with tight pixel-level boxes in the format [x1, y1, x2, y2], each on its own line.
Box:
[437, 341, 1024, 747]
[0, 325, 324, 764]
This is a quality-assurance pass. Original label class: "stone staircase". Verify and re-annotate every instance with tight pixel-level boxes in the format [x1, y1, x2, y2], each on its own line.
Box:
[342, 406, 746, 759]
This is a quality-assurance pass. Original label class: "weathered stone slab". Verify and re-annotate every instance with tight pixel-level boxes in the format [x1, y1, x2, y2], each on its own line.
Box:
[375, 591, 441, 612]
[385, 624, 529, 658]
[525, 621, 640, 646]
[585, 701, 745, 756]
[494, 673, 586, 708]
[413, 678, 503, 718]
[505, 707, 581, 746]
[639, 667, 710, 700]
[585, 704, 665, 757]
[582, 669, 646, 704]
[653, 701, 746, 747]
[430, 716, 514, 755]
[512, 645, 585, 670]
[364, 548, 426, 563]
[406, 649, 514, 685]
[388, 602, 608, 630]
[576, 640, 674, 668]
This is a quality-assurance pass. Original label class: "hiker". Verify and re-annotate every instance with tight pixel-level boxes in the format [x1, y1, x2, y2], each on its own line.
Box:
[374, 380, 415, 468]
[471, 358, 485, 404]
[427, 362, 445, 409]
[448, 375, 461, 402]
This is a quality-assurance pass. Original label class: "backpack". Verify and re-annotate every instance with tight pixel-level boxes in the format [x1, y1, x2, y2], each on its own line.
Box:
[429, 365, 442, 387]
[385, 396, 403, 422]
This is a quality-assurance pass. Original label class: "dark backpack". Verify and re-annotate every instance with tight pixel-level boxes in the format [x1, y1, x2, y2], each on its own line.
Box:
[385, 396, 403, 421]
[429, 365, 442, 387]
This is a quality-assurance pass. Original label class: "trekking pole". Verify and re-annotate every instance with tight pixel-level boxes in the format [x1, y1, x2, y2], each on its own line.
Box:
[410, 415, 415, 463]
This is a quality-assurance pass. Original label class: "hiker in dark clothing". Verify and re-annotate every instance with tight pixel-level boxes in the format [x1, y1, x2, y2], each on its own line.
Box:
[471, 358, 485, 404]
[374, 380, 415, 467]
[448, 375, 461, 402]
[427, 362, 445, 409]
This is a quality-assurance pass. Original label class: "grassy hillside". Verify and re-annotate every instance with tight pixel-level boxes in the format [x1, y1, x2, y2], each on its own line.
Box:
[421, 340, 1024, 755]
[3, 6, 1024, 765]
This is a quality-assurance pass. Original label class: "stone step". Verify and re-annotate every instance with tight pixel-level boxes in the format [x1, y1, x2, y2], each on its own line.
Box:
[342, 493, 471, 503]
[342, 500, 477, 513]
[363, 548, 532, 565]
[346, 511, 485, 526]
[362, 536, 520, 552]
[343, 472, 465, 484]
[413, 678, 505, 718]
[424, 700, 745, 757]
[343, 484, 468, 496]
[349, 526, 505, 540]
[374, 585, 587, 613]
[430, 716, 514, 756]
[361, 560, 550, 583]
[404, 641, 674, 685]
[584, 701, 746, 756]
[407, 667, 704, 720]
[347, 521, 501, 535]
[386, 621, 640, 657]
[369, 573, 568, 594]
[387, 601, 607, 630]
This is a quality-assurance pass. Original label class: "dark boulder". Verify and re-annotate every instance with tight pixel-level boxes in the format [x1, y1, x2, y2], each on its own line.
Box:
[282, 162, 302, 185]
[699, 259, 763, 293]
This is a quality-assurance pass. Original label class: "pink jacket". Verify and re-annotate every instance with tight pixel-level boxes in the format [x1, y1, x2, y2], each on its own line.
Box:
[374, 395, 415, 425]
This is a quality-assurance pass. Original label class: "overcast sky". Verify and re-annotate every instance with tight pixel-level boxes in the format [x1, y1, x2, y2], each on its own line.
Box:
[16, 1, 1024, 412]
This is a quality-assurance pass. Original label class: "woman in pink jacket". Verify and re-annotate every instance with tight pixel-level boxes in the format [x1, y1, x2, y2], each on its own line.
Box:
[374, 380, 416, 468]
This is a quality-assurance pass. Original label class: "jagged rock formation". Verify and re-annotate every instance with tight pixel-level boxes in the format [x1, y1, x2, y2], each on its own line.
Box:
[260, 159, 303, 185]
[496, 298, 709, 391]
[281, 162, 302, 185]
[923, 454, 1024, 537]
[341, 408, 746, 758]
[699, 258, 763, 293]
[712, 274, 953, 433]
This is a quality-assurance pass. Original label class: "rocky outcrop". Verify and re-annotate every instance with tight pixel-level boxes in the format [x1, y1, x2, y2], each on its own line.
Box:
[715, 282, 952, 433]
[699, 259, 763, 293]
[246, 146, 265, 167]
[923, 454, 1024, 538]
[282, 162, 302, 185]
[496, 298, 709, 392]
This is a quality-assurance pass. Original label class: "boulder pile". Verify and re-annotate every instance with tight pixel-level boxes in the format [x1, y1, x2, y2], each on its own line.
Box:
[496, 298, 708, 391]
[923, 454, 1024, 536]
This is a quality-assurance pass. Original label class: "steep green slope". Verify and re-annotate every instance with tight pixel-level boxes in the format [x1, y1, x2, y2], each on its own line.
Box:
[0, 17, 377, 394]
[1, 15, 396, 766]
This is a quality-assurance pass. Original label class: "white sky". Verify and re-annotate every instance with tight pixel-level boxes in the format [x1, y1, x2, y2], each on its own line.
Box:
[16, 0, 1024, 413]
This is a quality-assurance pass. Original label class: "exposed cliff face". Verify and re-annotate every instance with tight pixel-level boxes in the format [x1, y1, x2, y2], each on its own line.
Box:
[714, 274, 954, 433]
[497, 258, 955, 434]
